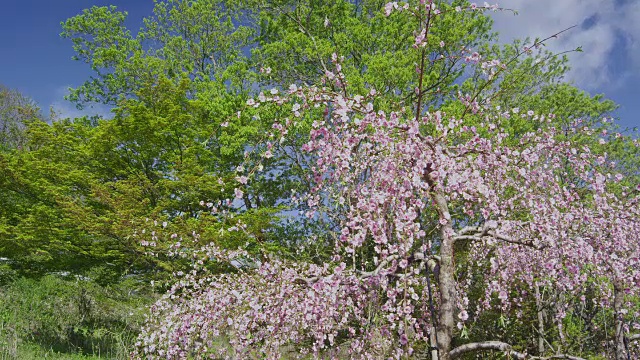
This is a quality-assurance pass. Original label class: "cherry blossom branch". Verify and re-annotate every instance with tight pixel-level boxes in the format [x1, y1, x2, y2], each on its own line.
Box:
[487, 231, 548, 249]
[294, 275, 320, 286]
[414, 4, 432, 124]
[357, 254, 399, 278]
[356, 251, 438, 279]
[630, 334, 640, 341]
[453, 225, 546, 249]
[295, 251, 439, 285]
[294, 254, 402, 285]
[460, 25, 578, 120]
[405, 55, 460, 104]
[456, 224, 492, 237]
[448, 341, 586, 360]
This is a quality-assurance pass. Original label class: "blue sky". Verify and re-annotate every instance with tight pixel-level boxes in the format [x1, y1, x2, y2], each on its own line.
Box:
[0, 0, 152, 118]
[0, 0, 638, 130]
[492, 0, 640, 131]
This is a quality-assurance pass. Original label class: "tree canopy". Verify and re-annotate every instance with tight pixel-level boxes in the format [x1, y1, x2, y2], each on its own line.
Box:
[0, 0, 638, 359]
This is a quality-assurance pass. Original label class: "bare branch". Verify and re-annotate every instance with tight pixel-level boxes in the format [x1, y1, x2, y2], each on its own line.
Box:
[457, 225, 485, 235]
[449, 341, 586, 360]
[297, 255, 401, 284]
[293, 275, 319, 286]
[487, 231, 548, 249]
[357, 255, 399, 278]
[452, 235, 484, 242]
[296, 251, 438, 285]
[449, 341, 523, 359]
[460, 25, 579, 120]
[453, 225, 547, 250]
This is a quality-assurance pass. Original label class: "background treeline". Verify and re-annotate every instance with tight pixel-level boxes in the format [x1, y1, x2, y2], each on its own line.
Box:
[0, 0, 638, 358]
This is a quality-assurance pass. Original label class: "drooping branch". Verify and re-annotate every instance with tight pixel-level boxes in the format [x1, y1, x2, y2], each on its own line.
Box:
[456, 225, 490, 236]
[357, 254, 399, 278]
[460, 25, 579, 120]
[296, 251, 439, 285]
[453, 225, 547, 249]
[449, 341, 518, 359]
[532, 355, 586, 360]
[487, 231, 548, 250]
[449, 341, 587, 360]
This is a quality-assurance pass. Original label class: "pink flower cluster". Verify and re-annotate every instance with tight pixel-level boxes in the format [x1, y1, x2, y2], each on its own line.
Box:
[134, 2, 639, 358]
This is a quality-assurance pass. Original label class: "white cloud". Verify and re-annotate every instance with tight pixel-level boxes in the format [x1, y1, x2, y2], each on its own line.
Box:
[48, 86, 112, 120]
[491, 0, 640, 91]
[619, 1, 640, 71]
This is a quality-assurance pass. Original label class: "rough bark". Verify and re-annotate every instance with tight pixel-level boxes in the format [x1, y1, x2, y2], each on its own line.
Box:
[535, 283, 546, 355]
[432, 188, 455, 360]
[613, 282, 626, 360]
[429, 326, 439, 360]
[554, 292, 567, 354]
[449, 341, 587, 360]
[437, 237, 455, 360]
[449, 341, 518, 359]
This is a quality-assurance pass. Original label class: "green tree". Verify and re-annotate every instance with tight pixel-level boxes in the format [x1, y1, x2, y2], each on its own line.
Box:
[60, 1, 254, 107]
[0, 85, 40, 150]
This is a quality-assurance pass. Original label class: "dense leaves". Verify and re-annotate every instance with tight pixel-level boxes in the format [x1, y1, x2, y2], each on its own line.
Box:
[134, 2, 640, 360]
[1, 0, 639, 359]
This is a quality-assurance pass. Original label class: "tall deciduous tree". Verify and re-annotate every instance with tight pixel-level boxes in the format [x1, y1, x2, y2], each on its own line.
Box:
[60, 0, 254, 106]
[135, 2, 639, 359]
[0, 85, 39, 150]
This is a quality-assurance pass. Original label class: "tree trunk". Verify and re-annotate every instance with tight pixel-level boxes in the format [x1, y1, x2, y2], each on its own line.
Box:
[432, 189, 456, 360]
[429, 326, 439, 360]
[535, 283, 545, 355]
[437, 236, 455, 360]
[555, 293, 567, 354]
[613, 282, 627, 360]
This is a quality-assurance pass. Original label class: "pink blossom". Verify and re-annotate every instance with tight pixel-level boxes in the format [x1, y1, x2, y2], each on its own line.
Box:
[234, 188, 244, 199]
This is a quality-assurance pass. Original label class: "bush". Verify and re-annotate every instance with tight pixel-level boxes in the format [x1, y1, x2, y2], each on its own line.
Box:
[0, 274, 153, 359]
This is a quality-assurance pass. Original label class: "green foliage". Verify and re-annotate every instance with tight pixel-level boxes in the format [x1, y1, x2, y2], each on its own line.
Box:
[0, 76, 294, 281]
[0, 1, 637, 358]
[0, 275, 152, 359]
[252, 0, 494, 109]
[0, 119, 98, 277]
[60, 0, 255, 106]
[0, 85, 40, 151]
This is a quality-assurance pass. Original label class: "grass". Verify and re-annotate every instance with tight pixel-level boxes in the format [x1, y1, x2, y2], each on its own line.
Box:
[0, 274, 153, 360]
[0, 341, 117, 360]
